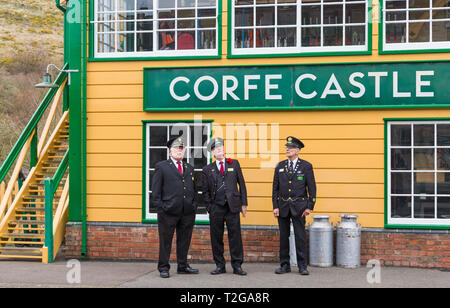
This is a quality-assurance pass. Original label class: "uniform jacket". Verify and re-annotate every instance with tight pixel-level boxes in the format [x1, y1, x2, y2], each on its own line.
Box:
[151, 159, 198, 216]
[202, 158, 248, 214]
[272, 158, 317, 218]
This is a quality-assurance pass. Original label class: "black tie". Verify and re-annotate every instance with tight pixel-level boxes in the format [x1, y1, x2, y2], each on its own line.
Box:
[289, 161, 294, 172]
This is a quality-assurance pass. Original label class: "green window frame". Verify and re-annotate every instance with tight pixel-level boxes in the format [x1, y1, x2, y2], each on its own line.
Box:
[384, 118, 450, 229]
[89, 0, 222, 61]
[142, 120, 213, 224]
[379, 0, 450, 54]
[228, 0, 372, 59]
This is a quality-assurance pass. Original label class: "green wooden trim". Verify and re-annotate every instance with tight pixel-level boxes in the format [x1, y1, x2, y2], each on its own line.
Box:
[30, 129, 38, 169]
[44, 178, 54, 263]
[88, 0, 222, 61]
[0, 66, 68, 184]
[52, 149, 69, 195]
[378, 0, 450, 55]
[141, 120, 213, 225]
[227, 0, 373, 59]
[384, 118, 450, 230]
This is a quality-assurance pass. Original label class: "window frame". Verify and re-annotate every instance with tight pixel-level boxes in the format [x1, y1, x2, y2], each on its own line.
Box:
[379, 0, 450, 54]
[228, 0, 372, 58]
[385, 118, 450, 229]
[142, 120, 213, 224]
[89, 0, 222, 61]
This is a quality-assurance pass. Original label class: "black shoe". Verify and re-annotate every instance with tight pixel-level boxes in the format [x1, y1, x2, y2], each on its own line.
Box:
[275, 264, 291, 274]
[211, 267, 226, 275]
[233, 267, 247, 276]
[160, 270, 170, 278]
[299, 268, 310, 276]
[177, 265, 199, 274]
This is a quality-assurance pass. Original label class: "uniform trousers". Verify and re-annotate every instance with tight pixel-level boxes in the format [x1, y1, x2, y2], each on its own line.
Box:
[277, 211, 307, 269]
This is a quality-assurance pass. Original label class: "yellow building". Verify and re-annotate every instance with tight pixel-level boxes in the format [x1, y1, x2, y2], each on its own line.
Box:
[0, 0, 449, 267]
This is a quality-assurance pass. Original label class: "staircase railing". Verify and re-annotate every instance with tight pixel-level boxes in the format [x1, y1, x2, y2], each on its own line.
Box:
[0, 64, 68, 222]
[43, 149, 69, 263]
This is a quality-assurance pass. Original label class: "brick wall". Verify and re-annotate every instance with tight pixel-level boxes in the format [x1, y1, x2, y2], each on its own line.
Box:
[64, 222, 450, 269]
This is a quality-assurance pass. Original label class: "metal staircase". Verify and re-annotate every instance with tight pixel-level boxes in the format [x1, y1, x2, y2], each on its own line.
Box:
[0, 66, 70, 263]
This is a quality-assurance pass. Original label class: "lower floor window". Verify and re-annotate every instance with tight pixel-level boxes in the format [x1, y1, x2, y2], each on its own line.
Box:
[144, 121, 211, 222]
[387, 120, 450, 226]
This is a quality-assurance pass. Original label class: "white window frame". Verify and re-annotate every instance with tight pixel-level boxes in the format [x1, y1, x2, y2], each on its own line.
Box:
[387, 120, 450, 227]
[382, 0, 450, 52]
[231, 0, 369, 56]
[145, 122, 211, 222]
[93, 0, 219, 58]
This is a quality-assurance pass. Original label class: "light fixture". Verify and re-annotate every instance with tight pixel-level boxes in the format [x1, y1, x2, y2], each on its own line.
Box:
[35, 64, 79, 88]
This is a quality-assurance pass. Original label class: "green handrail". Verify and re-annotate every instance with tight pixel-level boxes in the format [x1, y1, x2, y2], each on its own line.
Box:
[0, 63, 68, 184]
[45, 149, 69, 263]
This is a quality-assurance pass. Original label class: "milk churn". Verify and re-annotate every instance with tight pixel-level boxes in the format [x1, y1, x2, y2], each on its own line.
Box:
[309, 215, 334, 267]
[289, 223, 297, 266]
[336, 214, 361, 268]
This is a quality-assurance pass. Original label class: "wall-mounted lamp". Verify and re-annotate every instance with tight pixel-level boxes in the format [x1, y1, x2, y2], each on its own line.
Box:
[35, 64, 79, 88]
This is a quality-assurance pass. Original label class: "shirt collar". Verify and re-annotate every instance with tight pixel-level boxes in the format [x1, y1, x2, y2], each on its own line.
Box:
[171, 157, 182, 166]
[288, 157, 298, 167]
[216, 158, 225, 169]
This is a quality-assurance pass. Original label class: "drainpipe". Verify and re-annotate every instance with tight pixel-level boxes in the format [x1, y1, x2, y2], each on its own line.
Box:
[55, 0, 66, 13]
[81, 0, 88, 259]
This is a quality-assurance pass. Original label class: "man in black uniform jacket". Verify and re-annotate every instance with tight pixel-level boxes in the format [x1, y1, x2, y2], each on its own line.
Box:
[272, 136, 317, 276]
[152, 135, 199, 278]
[202, 138, 248, 276]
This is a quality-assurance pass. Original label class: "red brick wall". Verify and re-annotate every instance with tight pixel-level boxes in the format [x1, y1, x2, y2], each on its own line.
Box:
[63, 223, 450, 269]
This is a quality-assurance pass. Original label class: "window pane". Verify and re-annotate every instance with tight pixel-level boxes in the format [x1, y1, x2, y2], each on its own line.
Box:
[118, 33, 135, 52]
[235, 29, 254, 48]
[437, 197, 450, 219]
[346, 3, 365, 23]
[137, 0, 153, 10]
[409, 0, 430, 8]
[137, 32, 153, 51]
[409, 22, 430, 42]
[391, 124, 411, 146]
[257, 28, 275, 47]
[178, 19, 195, 28]
[235, 8, 254, 27]
[391, 196, 412, 218]
[198, 8, 216, 17]
[177, 31, 195, 49]
[414, 172, 435, 194]
[409, 10, 430, 20]
[137, 14, 154, 31]
[159, 0, 175, 8]
[414, 149, 434, 170]
[177, 0, 195, 7]
[433, 0, 449, 7]
[386, 11, 406, 21]
[324, 4, 343, 24]
[414, 124, 434, 146]
[236, 0, 254, 5]
[302, 27, 320, 46]
[117, 0, 135, 11]
[190, 125, 208, 147]
[198, 0, 215, 7]
[198, 19, 216, 28]
[98, 0, 116, 11]
[414, 196, 435, 218]
[392, 149, 412, 170]
[198, 30, 216, 49]
[324, 26, 343, 46]
[178, 9, 195, 18]
[256, 7, 275, 26]
[437, 149, 450, 170]
[278, 27, 296, 47]
[432, 21, 450, 42]
[391, 172, 412, 194]
[302, 5, 321, 25]
[386, 23, 406, 43]
[345, 26, 365, 45]
[437, 172, 450, 194]
[150, 126, 167, 146]
[277, 6, 296, 25]
[150, 148, 167, 168]
[158, 30, 175, 50]
[386, 0, 407, 9]
[97, 33, 116, 53]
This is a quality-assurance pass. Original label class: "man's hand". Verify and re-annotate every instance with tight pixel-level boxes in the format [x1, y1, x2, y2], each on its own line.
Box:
[301, 208, 311, 218]
[273, 208, 279, 217]
[241, 206, 247, 218]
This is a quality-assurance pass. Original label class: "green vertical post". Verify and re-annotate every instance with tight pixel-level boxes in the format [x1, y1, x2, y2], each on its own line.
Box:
[44, 178, 54, 263]
[30, 129, 38, 169]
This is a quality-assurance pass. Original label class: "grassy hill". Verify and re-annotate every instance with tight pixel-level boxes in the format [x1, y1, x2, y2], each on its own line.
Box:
[0, 0, 64, 166]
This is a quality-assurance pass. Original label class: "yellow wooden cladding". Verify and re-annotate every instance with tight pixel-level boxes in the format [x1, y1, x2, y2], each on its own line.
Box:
[83, 0, 450, 228]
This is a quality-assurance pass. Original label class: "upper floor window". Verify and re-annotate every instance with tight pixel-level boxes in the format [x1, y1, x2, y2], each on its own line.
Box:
[231, 0, 369, 56]
[382, 0, 450, 52]
[93, 0, 219, 58]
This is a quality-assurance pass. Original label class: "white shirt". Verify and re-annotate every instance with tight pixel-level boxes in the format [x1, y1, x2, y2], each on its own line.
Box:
[216, 158, 225, 171]
[171, 157, 183, 173]
[288, 157, 298, 169]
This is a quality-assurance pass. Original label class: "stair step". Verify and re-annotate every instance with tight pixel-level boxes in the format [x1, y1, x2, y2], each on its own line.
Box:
[0, 246, 42, 253]
[0, 240, 44, 245]
[9, 220, 45, 224]
[8, 226, 45, 232]
[0, 254, 43, 259]
[0, 233, 44, 239]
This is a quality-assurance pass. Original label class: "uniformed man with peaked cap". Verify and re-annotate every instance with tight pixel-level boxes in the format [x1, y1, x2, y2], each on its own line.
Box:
[272, 136, 317, 275]
[151, 134, 199, 278]
[202, 137, 248, 275]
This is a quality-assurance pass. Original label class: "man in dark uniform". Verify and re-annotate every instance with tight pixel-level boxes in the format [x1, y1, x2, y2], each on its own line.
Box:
[202, 138, 248, 276]
[272, 136, 317, 275]
[151, 135, 199, 278]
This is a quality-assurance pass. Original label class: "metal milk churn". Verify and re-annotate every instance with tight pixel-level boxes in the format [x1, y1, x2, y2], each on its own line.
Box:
[309, 215, 334, 267]
[336, 214, 361, 268]
[289, 223, 297, 267]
